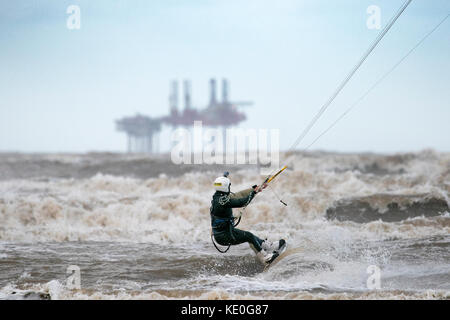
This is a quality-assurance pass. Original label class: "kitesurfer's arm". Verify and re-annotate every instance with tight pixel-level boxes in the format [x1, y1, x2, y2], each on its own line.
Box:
[226, 185, 266, 208]
[225, 188, 256, 208]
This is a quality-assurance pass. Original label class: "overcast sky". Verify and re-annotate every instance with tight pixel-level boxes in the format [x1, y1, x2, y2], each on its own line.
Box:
[1, 0, 449, 153]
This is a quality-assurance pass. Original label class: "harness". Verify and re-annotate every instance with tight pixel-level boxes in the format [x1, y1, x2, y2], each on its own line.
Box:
[210, 215, 240, 253]
[209, 193, 246, 254]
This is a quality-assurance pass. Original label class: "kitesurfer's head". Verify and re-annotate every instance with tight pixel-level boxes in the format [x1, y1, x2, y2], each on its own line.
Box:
[213, 172, 231, 193]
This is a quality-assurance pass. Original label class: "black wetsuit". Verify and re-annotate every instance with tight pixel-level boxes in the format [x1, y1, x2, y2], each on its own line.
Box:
[210, 188, 264, 252]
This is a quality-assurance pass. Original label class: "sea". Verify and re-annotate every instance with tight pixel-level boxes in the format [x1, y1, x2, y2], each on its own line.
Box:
[0, 150, 448, 300]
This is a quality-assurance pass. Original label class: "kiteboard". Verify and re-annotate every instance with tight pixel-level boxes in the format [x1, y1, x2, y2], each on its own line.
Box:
[263, 241, 288, 271]
[263, 245, 306, 272]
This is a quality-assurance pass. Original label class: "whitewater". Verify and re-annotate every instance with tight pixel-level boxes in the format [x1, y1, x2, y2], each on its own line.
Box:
[0, 150, 449, 300]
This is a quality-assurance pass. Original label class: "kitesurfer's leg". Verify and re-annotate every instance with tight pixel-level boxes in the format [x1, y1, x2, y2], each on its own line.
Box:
[213, 228, 276, 265]
[212, 230, 233, 246]
[229, 228, 264, 251]
[229, 228, 277, 264]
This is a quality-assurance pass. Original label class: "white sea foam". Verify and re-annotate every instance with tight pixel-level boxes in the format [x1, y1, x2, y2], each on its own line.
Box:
[0, 151, 448, 243]
[1, 279, 448, 300]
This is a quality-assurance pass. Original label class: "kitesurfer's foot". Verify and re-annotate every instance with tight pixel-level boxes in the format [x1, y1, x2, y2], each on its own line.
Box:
[256, 249, 278, 265]
[262, 239, 286, 253]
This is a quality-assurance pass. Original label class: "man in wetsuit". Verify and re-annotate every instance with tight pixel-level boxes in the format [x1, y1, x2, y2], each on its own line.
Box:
[210, 172, 286, 265]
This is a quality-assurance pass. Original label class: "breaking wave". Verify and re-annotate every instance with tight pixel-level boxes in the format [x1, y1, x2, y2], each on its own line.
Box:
[0, 150, 448, 243]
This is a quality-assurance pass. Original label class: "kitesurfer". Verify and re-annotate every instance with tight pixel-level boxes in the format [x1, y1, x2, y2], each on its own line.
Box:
[210, 172, 286, 265]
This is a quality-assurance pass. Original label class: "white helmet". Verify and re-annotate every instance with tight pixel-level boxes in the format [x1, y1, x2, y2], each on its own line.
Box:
[213, 176, 231, 193]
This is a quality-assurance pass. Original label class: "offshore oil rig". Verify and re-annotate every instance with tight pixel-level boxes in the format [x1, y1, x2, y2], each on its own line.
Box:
[116, 78, 253, 153]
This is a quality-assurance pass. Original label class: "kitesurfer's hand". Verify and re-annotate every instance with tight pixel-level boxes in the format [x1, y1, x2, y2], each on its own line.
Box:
[254, 183, 268, 193]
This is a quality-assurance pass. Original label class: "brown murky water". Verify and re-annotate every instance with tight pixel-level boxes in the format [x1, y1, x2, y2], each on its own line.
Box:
[0, 151, 449, 299]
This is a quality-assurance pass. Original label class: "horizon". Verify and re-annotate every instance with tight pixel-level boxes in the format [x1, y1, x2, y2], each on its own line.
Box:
[1, 0, 449, 154]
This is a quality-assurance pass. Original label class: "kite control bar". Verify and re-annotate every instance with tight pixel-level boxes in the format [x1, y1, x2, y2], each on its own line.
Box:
[236, 165, 288, 224]
[264, 165, 287, 185]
